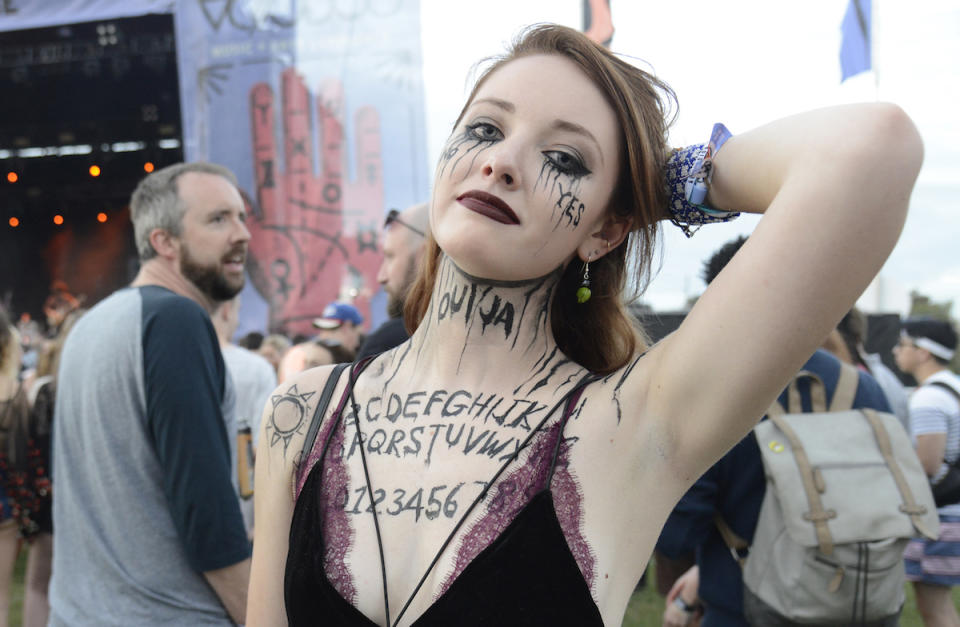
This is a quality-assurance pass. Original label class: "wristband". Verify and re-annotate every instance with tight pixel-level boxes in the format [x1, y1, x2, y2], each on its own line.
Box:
[665, 122, 740, 237]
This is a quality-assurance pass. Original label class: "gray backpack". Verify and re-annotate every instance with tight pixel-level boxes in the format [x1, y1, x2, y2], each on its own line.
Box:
[717, 364, 940, 625]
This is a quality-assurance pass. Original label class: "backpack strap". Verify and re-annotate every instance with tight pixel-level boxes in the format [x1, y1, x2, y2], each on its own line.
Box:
[928, 380, 960, 405]
[298, 363, 350, 463]
[779, 363, 858, 414]
[768, 413, 838, 556]
[828, 363, 860, 412]
[714, 514, 749, 568]
[927, 381, 960, 471]
[786, 371, 827, 413]
[860, 408, 937, 539]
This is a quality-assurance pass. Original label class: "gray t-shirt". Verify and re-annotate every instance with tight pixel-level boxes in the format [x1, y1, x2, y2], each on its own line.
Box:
[50, 286, 250, 626]
[222, 343, 277, 535]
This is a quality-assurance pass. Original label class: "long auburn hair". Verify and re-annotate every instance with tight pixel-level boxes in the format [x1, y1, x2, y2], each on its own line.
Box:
[405, 24, 677, 374]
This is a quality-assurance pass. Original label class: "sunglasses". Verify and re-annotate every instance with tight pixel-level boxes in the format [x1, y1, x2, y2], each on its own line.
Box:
[384, 209, 425, 237]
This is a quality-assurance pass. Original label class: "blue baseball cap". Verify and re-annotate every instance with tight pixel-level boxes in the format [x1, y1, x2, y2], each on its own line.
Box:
[312, 302, 364, 329]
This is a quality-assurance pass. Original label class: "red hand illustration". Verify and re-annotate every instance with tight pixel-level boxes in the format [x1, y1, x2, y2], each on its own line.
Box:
[248, 68, 383, 335]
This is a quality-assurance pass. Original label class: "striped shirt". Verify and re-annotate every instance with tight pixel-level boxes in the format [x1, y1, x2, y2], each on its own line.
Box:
[910, 370, 960, 516]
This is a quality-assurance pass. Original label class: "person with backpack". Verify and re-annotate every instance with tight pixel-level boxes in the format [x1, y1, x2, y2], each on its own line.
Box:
[825, 307, 911, 433]
[657, 236, 904, 626]
[894, 317, 960, 627]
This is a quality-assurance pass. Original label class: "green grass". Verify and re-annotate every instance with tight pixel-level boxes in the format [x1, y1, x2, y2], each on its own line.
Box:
[8, 548, 25, 626]
[1, 549, 955, 626]
[620, 563, 959, 626]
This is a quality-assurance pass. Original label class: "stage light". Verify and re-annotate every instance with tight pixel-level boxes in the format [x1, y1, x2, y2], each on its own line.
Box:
[53, 215, 64, 225]
[8, 218, 19, 227]
[143, 162, 155, 173]
[97, 212, 108, 223]
[89, 165, 101, 177]
[6, 172, 16, 183]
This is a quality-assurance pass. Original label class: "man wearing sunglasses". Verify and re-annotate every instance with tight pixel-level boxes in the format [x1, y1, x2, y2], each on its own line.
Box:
[357, 203, 428, 359]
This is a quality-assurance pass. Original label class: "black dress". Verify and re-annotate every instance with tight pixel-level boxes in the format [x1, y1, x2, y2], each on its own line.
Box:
[284, 362, 604, 626]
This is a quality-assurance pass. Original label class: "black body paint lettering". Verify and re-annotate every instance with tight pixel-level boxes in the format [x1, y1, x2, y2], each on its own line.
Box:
[445, 424, 464, 448]
[468, 392, 494, 418]
[424, 389, 447, 415]
[478, 432, 514, 458]
[507, 400, 544, 431]
[404, 426, 424, 456]
[488, 398, 520, 426]
[365, 396, 381, 422]
[403, 391, 426, 418]
[383, 429, 405, 458]
[367, 429, 387, 453]
[385, 393, 403, 423]
[463, 427, 489, 455]
[425, 423, 444, 464]
[442, 390, 471, 418]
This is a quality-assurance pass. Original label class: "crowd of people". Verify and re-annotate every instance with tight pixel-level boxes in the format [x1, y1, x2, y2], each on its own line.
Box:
[0, 21, 956, 627]
[0, 186, 430, 626]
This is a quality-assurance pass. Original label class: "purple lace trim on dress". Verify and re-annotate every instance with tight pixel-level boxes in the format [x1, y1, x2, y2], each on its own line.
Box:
[439, 421, 596, 596]
[548, 435, 595, 588]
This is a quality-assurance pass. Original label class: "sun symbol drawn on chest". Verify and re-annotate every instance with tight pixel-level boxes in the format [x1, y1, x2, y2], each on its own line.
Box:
[268, 385, 316, 451]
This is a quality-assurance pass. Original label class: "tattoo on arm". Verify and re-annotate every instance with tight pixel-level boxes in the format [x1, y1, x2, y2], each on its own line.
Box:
[265, 384, 316, 460]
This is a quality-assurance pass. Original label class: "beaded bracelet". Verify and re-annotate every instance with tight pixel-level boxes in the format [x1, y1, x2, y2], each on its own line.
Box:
[665, 122, 740, 237]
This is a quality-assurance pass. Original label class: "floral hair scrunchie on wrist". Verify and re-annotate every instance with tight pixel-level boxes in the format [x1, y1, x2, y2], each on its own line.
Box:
[665, 122, 740, 237]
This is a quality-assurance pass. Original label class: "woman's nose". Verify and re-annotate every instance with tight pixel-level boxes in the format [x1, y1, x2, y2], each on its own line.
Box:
[480, 147, 521, 189]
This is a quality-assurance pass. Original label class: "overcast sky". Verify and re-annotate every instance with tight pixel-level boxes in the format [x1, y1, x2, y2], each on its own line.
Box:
[419, 0, 960, 316]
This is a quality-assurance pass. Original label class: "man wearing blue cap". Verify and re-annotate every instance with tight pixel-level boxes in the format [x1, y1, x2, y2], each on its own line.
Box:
[312, 301, 364, 357]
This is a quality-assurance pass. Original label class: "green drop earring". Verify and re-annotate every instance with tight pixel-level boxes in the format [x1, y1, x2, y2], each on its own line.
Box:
[576, 257, 592, 304]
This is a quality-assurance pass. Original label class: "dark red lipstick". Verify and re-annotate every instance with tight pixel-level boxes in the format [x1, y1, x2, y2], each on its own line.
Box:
[457, 191, 520, 225]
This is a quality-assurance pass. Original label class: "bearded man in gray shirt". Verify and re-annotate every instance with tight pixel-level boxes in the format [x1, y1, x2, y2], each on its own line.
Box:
[51, 163, 252, 625]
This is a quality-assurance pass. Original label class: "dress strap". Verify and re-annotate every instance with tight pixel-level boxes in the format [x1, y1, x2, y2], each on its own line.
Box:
[298, 363, 349, 465]
[296, 359, 375, 497]
[546, 376, 597, 488]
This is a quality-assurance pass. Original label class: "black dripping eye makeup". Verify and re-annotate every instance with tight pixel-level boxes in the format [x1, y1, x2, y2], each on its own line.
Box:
[462, 117, 592, 181]
[464, 119, 503, 143]
[542, 148, 590, 179]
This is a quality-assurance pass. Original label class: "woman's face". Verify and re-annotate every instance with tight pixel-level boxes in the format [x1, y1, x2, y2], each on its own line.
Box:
[430, 53, 621, 281]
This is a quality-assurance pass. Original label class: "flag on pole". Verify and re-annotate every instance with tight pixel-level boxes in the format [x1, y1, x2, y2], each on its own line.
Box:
[840, 0, 872, 81]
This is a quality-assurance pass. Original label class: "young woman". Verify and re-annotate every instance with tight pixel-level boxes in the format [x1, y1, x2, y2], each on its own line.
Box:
[0, 311, 27, 627]
[11, 309, 84, 627]
[247, 24, 922, 626]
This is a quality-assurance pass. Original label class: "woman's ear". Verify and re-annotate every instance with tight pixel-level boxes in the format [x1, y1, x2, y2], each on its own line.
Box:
[577, 214, 632, 262]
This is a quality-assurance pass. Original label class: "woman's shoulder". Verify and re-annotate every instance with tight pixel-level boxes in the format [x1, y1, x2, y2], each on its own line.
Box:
[258, 363, 351, 477]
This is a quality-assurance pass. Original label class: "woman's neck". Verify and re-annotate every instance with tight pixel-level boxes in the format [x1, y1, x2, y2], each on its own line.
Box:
[403, 255, 567, 383]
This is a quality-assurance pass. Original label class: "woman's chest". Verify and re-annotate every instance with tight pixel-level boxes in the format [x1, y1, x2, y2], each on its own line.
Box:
[309, 396, 665, 619]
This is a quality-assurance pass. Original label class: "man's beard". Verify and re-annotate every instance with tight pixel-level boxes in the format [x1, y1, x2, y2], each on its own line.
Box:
[386, 293, 404, 318]
[386, 260, 419, 318]
[180, 245, 245, 302]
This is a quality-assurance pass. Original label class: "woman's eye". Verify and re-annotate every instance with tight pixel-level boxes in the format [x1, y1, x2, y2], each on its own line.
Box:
[465, 122, 503, 142]
[544, 150, 590, 178]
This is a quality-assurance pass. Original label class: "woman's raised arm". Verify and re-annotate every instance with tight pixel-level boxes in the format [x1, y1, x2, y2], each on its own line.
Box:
[644, 103, 922, 479]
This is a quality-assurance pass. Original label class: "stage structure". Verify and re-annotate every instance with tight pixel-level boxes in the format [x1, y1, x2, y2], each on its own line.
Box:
[1, 1, 430, 337]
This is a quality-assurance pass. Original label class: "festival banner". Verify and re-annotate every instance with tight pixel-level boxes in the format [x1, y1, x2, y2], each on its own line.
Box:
[174, 0, 429, 336]
[0, 0, 173, 32]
